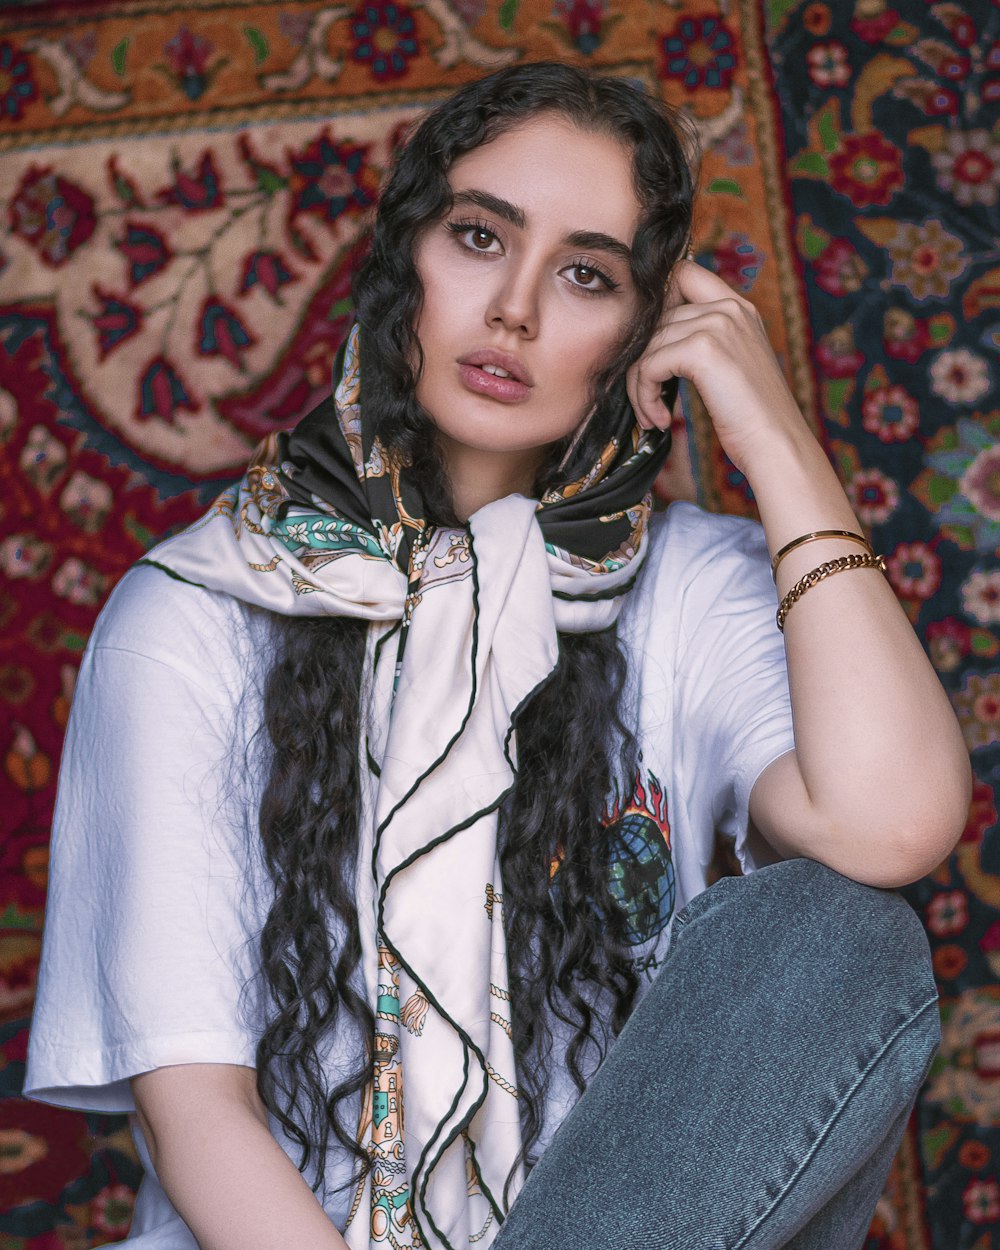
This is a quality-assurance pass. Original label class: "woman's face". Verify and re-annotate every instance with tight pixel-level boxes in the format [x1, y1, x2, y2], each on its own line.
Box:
[412, 114, 643, 487]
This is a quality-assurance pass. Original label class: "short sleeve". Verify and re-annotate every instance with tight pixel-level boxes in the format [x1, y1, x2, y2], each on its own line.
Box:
[670, 506, 794, 871]
[24, 566, 266, 1113]
[624, 503, 795, 882]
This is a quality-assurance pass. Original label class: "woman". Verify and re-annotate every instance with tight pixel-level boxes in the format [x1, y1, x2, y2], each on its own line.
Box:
[26, 62, 970, 1250]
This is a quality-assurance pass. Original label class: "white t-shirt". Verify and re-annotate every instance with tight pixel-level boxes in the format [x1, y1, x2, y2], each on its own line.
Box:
[24, 501, 795, 1247]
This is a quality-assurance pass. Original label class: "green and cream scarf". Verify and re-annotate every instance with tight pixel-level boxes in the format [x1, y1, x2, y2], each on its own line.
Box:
[141, 325, 671, 1250]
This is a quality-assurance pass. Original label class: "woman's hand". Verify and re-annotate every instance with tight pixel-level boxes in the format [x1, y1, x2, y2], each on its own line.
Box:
[628, 261, 970, 888]
[625, 260, 809, 477]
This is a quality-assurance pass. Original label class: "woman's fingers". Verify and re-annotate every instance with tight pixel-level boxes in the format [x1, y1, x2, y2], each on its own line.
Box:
[628, 309, 730, 429]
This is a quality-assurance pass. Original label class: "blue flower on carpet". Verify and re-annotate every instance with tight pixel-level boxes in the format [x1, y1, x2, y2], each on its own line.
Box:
[90, 288, 143, 360]
[0, 40, 38, 122]
[157, 152, 224, 212]
[288, 131, 379, 224]
[239, 249, 297, 303]
[116, 222, 172, 287]
[351, 2, 419, 80]
[659, 15, 737, 91]
[137, 357, 197, 424]
[914, 414, 1000, 556]
[197, 298, 255, 370]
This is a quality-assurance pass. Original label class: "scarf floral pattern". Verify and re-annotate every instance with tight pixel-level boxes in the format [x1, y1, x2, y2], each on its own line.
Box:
[139, 325, 671, 1249]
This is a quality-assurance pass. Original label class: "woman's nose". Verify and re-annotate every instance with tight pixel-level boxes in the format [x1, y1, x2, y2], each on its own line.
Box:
[485, 262, 540, 338]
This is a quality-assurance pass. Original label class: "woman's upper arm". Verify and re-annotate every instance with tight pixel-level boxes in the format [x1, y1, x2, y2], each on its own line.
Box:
[131, 1064, 266, 1163]
[24, 568, 262, 1111]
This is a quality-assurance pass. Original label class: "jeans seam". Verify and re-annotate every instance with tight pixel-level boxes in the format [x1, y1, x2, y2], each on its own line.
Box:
[730, 993, 939, 1250]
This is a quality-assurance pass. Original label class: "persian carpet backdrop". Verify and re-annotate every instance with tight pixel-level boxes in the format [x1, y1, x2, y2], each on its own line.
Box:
[0, 0, 997, 1245]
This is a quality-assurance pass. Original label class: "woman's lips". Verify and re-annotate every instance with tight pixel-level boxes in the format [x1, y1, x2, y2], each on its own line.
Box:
[457, 363, 532, 403]
[457, 348, 533, 402]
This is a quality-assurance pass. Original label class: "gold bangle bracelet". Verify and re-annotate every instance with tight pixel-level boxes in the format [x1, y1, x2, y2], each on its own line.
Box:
[776, 553, 887, 632]
[770, 529, 872, 581]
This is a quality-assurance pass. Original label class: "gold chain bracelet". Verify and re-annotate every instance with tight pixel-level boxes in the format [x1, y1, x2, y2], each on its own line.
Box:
[776, 552, 887, 632]
[770, 529, 872, 580]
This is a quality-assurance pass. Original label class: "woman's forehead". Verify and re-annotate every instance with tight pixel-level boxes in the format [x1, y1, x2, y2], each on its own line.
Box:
[445, 115, 642, 241]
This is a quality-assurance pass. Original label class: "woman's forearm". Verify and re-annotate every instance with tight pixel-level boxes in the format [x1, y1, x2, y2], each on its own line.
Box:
[744, 426, 972, 883]
[131, 1064, 350, 1250]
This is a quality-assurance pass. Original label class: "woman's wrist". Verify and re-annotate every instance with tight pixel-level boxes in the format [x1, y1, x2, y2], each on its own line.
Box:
[740, 428, 873, 595]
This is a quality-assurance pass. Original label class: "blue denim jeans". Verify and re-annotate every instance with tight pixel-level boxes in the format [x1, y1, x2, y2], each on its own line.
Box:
[492, 857, 940, 1250]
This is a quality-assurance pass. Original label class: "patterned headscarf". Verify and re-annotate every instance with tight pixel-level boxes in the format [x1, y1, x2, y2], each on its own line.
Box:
[140, 324, 671, 1249]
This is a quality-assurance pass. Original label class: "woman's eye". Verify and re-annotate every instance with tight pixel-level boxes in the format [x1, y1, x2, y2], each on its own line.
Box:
[566, 262, 617, 293]
[447, 221, 501, 253]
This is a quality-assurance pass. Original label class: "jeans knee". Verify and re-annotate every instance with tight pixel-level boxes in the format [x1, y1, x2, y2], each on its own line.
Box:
[670, 857, 939, 1060]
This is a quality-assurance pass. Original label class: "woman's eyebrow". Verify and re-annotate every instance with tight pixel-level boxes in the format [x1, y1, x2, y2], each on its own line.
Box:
[566, 230, 633, 264]
[450, 190, 633, 263]
[451, 189, 525, 228]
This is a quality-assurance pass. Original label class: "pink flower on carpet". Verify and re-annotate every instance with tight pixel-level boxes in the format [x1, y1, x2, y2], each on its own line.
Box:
[288, 131, 379, 224]
[953, 673, 1000, 752]
[160, 25, 222, 101]
[91, 1183, 135, 1238]
[18, 425, 67, 494]
[926, 889, 968, 937]
[932, 129, 999, 208]
[829, 132, 904, 207]
[892, 79, 960, 117]
[812, 236, 867, 296]
[802, 4, 831, 36]
[157, 151, 223, 212]
[137, 356, 198, 423]
[963, 1177, 1000, 1225]
[882, 308, 933, 363]
[91, 286, 143, 358]
[961, 445, 1000, 524]
[933, 5, 977, 48]
[861, 383, 920, 443]
[850, 7, 900, 43]
[962, 779, 997, 844]
[552, 0, 611, 55]
[64, 30, 97, 69]
[849, 467, 899, 525]
[961, 570, 1000, 625]
[0, 535, 52, 580]
[885, 219, 967, 301]
[806, 41, 850, 88]
[9, 166, 96, 266]
[59, 470, 114, 534]
[815, 325, 865, 378]
[926, 617, 972, 673]
[930, 349, 991, 404]
[197, 297, 256, 370]
[0, 1127, 47, 1174]
[886, 541, 941, 600]
[165, 27, 213, 77]
[708, 232, 763, 291]
[51, 558, 108, 607]
[116, 221, 172, 287]
[934, 944, 967, 980]
[239, 249, 297, 303]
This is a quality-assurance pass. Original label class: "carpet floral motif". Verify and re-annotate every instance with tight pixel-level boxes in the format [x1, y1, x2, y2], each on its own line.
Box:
[768, 2, 999, 1248]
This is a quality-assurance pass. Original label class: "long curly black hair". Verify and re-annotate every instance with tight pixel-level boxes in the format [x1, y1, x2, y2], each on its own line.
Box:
[250, 62, 695, 1204]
